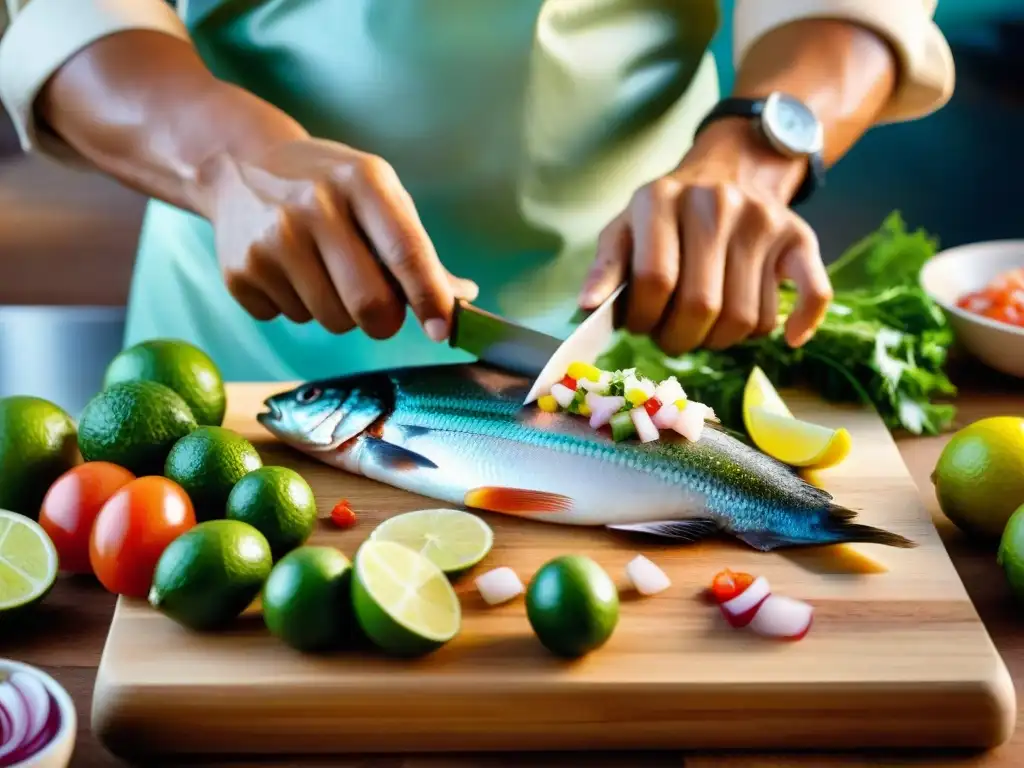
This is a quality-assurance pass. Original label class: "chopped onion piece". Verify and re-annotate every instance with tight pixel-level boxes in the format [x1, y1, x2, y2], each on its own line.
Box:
[579, 371, 612, 394]
[673, 403, 707, 442]
[652, 403, 681, 430]
[550, 383, 576, 409]
[654, 377, 686, 406]
[475, 567, 525, 606]
[586, 394, 625, 429]
[625, 555, 671, 596]
[747, 594, 814, 640]
[719, 575, 771, 628]
[630, 406, 660, 443]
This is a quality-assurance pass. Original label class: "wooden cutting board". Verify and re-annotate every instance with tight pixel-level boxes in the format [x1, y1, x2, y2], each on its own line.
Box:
[91, 380, 1017, 761]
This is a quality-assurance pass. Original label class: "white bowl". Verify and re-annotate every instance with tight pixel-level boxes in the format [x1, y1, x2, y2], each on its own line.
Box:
[919, 239, 1024, 378]
[0, 659, 76, 768]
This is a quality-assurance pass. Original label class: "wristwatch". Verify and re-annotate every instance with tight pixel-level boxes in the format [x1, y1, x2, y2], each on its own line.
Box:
[694, 92, 825, 206]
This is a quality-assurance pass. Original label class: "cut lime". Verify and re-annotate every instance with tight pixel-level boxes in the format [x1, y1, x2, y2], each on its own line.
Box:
[352, 540, 461, 657]
[0, 509, 58, 614]
[369, 508, 493, 578]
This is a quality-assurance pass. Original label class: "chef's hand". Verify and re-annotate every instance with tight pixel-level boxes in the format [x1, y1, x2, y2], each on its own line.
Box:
[199, 138, 478, 340]
[578, 119, 833, 355]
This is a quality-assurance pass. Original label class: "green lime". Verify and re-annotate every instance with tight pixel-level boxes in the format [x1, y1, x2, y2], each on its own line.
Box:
[525, 555, 619, 658]
[999, 505, 1024, 600]
[225, 466, 317, 561]
[351, 540, 460, 657]
[0, 396, 79, 520]
[78, 381, 197, 477]
[104, 339, 227, 427]
[262, 546, 356, 652]
[165, 426, 263, 522]
[0, 510, 59, 616]
[149, 519, 272, 631]
[369, 508, 493, 578]
[933, 416, 1024, 540]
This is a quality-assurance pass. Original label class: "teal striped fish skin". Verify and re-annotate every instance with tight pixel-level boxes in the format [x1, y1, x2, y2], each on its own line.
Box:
[257, 364, 915, 552]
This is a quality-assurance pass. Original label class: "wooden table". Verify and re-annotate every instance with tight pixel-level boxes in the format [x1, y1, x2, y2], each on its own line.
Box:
[5, 364, 1023, 768]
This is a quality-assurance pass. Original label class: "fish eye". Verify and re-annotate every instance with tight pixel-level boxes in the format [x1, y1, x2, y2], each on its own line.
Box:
[296, 386, 322, 404]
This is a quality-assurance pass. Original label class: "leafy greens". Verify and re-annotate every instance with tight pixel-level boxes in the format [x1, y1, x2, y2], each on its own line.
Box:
[596, 211, 957, 436]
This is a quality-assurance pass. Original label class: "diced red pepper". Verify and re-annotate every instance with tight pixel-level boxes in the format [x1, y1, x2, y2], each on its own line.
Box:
[643, 396, 663, 417]
[709, 568, 755, 604]
[330, 499, 358, 529]
[560, 375, 578, 391]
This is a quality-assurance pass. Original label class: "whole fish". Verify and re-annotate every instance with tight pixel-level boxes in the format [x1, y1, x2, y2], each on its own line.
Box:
[257, 364, 914, 552]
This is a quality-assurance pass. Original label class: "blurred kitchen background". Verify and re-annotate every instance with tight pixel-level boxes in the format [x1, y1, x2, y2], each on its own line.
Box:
[1, 0, 1023, 415]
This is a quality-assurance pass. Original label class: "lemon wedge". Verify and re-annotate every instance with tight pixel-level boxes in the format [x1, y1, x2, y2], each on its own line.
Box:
[742, 366, 852, 469]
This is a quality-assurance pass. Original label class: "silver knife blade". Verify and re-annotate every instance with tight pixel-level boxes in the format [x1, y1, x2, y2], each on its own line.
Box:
[449, 300, 562, 378]
[523, 283, 626, 405]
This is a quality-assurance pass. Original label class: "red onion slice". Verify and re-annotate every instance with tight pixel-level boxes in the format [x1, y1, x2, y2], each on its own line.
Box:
[9, 672, 48, 751]
[747, 594, 814, 640]
[719, 575, 771, 628]
[5, 691, 61, 766]
[0, 680, 29, 763]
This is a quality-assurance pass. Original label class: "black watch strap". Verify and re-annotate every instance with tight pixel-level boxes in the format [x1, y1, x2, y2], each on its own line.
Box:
[694, 97, 824, 207]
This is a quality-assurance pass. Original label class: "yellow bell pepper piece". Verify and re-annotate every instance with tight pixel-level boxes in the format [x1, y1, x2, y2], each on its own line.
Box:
[626, 389, 649, 407]
[567, 361, 602, 382]
[538, 395, 559, 413]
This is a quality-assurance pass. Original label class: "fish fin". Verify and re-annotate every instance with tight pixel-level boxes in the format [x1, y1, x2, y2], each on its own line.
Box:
[734, 505, 916, 552]
[364, 437, 438, 470]
[464, 487, 573, 515]
[607, 518, 719, 542]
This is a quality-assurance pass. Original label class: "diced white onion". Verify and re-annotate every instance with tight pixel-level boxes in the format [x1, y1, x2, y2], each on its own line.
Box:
[652, 403, 680, 430]
[586, 394, 625, 429]
[579, 372, 612, 394]
[625, 555, 671, 596]
[654, 377, 686, 406]
[475, 567, 525, 606]
[630, 406, 660, 443]
[623, 373, 655, 398]
[747, 594, 814, 640]
[673, 403, 706, 442]
[550, 383, 576, 409]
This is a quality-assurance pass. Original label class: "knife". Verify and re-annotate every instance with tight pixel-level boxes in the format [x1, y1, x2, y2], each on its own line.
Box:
[449, 284, 626, 405]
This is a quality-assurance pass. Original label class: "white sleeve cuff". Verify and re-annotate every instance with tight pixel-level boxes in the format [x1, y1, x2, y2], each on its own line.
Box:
[0, 0, 193, 165]
[733, 0, 955, 124]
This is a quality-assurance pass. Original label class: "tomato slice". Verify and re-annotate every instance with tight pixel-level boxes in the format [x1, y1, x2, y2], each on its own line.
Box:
[643, 397, 663, 417]
[709, 569, 755, 604]
[330, 499, 357, 529]
[560, 375, 578, 391]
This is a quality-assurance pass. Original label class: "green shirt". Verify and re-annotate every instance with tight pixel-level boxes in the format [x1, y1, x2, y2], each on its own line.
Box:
[125, 0, 721, 381]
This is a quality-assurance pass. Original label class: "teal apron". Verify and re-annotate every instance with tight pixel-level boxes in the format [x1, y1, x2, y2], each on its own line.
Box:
[124, 0, 722, 381]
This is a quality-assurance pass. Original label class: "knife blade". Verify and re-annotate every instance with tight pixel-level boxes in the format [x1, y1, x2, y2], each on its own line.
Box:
[449, 301, 562, 378]
[522, 283, 626, 404]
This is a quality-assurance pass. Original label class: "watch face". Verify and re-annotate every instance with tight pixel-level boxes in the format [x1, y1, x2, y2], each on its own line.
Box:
[762, 93, 823, 156]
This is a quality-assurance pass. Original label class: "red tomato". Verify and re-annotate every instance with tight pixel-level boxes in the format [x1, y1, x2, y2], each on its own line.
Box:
[89, 476, 197, 598]
[709, 569, 754, 604]
[39, 462, 136, 574]
[329, 499, 357, 529]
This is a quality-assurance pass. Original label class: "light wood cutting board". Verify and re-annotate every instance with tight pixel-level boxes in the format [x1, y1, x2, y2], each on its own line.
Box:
[91, 379, 1017, 761]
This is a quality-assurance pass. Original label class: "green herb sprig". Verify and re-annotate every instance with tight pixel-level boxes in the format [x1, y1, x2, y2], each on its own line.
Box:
[596, 212, 957, 435]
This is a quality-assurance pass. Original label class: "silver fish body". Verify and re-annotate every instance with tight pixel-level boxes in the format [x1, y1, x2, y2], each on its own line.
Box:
[257, 364, 914, 552]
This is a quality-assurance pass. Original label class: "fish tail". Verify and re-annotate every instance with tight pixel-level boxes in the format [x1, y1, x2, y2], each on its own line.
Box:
[823, 505, 916, 548]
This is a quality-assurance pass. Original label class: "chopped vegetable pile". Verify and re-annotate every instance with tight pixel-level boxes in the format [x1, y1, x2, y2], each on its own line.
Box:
[538, 362, 717, 443]
[709, 569, 813, 641]
[597, 212, 958, 436]
[957, 267, 1024, 328]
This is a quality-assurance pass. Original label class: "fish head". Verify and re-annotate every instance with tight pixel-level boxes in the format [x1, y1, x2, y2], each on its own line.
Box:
[257, 376, 390, 454]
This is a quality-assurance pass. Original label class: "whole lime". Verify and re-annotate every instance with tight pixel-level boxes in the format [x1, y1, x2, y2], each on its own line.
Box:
[933, 416, 1024, 540]
[104, 339, 226, 427]
[525, 555, 619, 658]
[0, 396, 79, 519]
[262, 546, 356, 652]
[149, 519, 273, 631]
[226, 466, 317, 560]
[78, 381, 197, 477]
[998, 504, 1024, 600]
[165, 426, 263, 521]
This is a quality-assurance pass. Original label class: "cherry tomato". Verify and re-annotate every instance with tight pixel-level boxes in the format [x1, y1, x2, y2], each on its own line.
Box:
[330, 499, 357, 529]
[89, 476, 196, 598]
[709, 569, 754, 604]
[39, 462, 136, 574]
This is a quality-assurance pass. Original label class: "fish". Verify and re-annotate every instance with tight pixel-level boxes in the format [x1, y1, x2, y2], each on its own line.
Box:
[256, 363, 915, 552]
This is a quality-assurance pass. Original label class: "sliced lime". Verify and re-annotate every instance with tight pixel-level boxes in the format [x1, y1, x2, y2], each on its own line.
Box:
[352, 540, 461, 657]
[0, 509, 58, 613]
[370, 508, 493, 577]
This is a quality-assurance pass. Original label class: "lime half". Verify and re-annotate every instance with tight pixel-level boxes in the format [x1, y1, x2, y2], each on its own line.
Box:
[370, 508, 493, 578]
[352, 540, 461, 656]
[0, 510, 58, 613]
